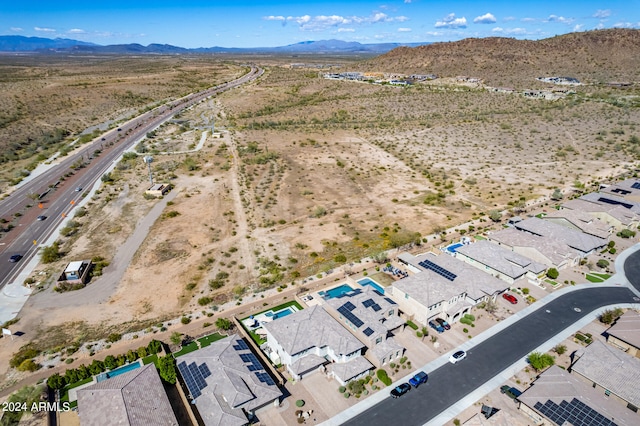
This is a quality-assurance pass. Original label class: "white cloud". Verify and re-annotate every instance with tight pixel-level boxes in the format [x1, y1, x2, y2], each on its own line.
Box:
[397, 27, 412, 32]
[521, 17, 536, 22]
[10, 27, 23, 32]
[573, 24, 584, 31]
[68, 28, 85, 34]
[492, 27, 527, 35]
[337, 28, 355, 32]
[546, 15, 574, 25]
[404, 0, 412, 3]
[35, 27, 56, 32]
[473, 13, 496, 24]
[613, 21, 636, 28]
[503, 16, 516, 22]
[593, 9, 611, 19]
[435, 13, 467, 29]
[263, 12, 408, 31]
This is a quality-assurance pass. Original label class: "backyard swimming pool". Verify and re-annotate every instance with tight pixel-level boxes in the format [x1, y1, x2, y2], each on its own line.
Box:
[321, 284, 355, 299]
[446, 243, 463, 254]
[357, 277, 385, 294]
[96, 360, 142, 382]
[265, 306, 295, 320]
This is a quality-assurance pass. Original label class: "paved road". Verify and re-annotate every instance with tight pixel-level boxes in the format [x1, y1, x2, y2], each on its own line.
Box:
[623, 249, 640, 292]
[0, 66, 262, 290]
[343, 285, 637, 426]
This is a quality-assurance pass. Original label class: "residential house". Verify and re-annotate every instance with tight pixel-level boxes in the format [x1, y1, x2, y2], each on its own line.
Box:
[392, 252, 508, 325]
[541, 209, 612, 239]
[570, 340, 640, 414]
[324, 286, 405, 367]
[514, 217, 608, 257]
[77, 364, 178, 426]
[455, 240, 546, 285]
[262, 306, 372, 385]
[488, 228, 581, 270]
[561, 198, 639, 231]
[518, 365, 638, 425]
[606, 310, 640, 358]
[175, 334, 282, 426]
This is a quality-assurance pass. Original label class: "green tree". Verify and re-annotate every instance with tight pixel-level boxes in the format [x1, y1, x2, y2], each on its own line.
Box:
[527, 351, 555, 371]
[40, 241, 61, 263]
[420, 327, 429, 341]
[599, 308, 624, 325]
[551, 188, 563, 201]
[489, 210, 501, 222]
[47, 373, 66, 390]
[147, 339, 162, 354]
[157, 355, 177, 384]
[126, 349, 138, 363]
[103, 355, 117, 370]
[546, 268, 559, 279]
[596, 259, 609, 269]
[170, 332, 183, 345]
[89, 360, 105, 375]
[215, 317, 233, 331]
[137, 346, 148, 358]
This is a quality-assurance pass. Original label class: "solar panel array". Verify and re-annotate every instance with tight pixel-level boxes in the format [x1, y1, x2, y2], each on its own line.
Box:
[233, 339, 249, 351]
[240, 353, 263, 371]
[362, 299, 375, 308]
[255, 372, 276, 386]
[371, 303, 381, 312]
[343, 301, 356, 311]
[597, 197, 633, 209]
[177, 361, 212, 400]
[384, 297, 397, 305]
[363, 327, 374, 337]
[418, 259, 457, 281]
[533, 398, 618, 426]
[632, 182, 640, 190]
[338, 304, 364, 327]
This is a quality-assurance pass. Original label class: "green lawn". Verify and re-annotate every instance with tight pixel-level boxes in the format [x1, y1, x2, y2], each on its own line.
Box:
[172, 341, 198, 358]
[586, 273, 611, 283]
[474, 235, 486, 241]
[60, 377, 94, 403]
[544, 279, 559, 286]
[198, 332, 226, 348]
[142, 354, 158, 366]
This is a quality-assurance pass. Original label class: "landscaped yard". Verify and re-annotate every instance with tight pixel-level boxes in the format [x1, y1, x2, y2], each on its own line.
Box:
[585, 272, 611, 283]
[172, 342, 198, 358]
[198, 332, 226, 348]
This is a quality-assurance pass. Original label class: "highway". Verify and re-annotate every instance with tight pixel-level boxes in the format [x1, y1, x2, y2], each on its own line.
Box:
[0, 66, 262, 290]
[343, 284, 638, 426]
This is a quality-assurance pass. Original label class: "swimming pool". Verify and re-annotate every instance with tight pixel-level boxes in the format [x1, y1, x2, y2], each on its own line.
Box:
[357, 277, 385, 294]
[96, 360, 142, 382]
[322, 284, 354, 299]
[446, 243, 463, 254]
[265, 307, 295, 320]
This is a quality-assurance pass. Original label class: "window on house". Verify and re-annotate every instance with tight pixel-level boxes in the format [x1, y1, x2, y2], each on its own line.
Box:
[605, 389, 611, 396]
[405, 293, 409, 299]
[376, 337, 382, 344]
[388, 310, 394, 316]
[627, 403, 638, 413]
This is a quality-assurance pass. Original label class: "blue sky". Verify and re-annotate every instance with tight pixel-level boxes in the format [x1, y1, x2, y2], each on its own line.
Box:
[2, 1, 639, 48]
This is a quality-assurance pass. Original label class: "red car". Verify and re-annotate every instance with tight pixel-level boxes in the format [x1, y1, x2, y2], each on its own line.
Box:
[502, 293, 518, 304]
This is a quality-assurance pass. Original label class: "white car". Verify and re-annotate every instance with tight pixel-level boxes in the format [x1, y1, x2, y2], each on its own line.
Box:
[449, 350, 467, 364]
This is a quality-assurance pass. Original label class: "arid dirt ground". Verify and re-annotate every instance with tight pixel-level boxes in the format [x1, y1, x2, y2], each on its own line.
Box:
[1, 54, 639, 399]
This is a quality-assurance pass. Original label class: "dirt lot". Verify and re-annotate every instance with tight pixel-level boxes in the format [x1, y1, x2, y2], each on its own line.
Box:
[1, 58, 640, 404]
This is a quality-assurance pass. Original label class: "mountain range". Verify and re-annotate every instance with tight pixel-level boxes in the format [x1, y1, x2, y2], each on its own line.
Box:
[0, 35, 429, 54]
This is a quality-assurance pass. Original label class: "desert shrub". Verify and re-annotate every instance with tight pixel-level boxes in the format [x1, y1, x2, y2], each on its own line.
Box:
[107, 333, 122, 343]
[376, 369, 392, 386]
[546, 268, 559, 279]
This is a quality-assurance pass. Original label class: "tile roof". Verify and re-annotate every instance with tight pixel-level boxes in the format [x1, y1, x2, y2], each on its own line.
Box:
[175, 334, 282, 426]
[262, 305, 364, 357]
[514, 217, 607, 253]
[455, 240, 546, 279]
[518, 365, 638, 426]
[327, 356, 373, 383]
[571, 340, 640, 408]
[562, 198, 640, 225]
[607, 310, 640, 350]
[542, 209, 611, 239]
[77, 363, 178, 426]
[488, 227, 579, 266]
[392, 252, 508, 307]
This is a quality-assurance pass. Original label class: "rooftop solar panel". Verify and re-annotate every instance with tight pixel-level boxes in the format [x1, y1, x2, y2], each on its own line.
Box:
[632, 182, 640, 189]
[233, 339, 249, 351]
[371, 304, 381, 312]
[177, 361, 209, 400]
[343, 301, 356, 311]
[418, 259, 457, 281]
[384, 297, 397, 305]
[363, 327, 374, 336]
[535, 399, 619, 426]
[362, 299, 375, 308]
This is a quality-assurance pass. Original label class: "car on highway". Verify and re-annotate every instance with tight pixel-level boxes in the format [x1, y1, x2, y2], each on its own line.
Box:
[75, 187, 83, 192]
[502, 293, 518, 304]
[408, 371, 428, 388]
[390, 383, 411, 398]
[37, 215, 47, 221]
[435, 318, 451, 330]
[429, 320, 445, 333]
[9, 254, 23, 263]
[449, 350, 467, 364]
[500, 385, 522, 400]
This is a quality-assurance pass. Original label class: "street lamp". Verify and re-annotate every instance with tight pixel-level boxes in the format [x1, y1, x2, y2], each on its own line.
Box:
[143, 155, 154, 186]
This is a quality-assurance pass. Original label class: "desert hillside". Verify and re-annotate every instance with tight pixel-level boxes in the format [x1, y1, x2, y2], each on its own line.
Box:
[361, 29, 640, 87]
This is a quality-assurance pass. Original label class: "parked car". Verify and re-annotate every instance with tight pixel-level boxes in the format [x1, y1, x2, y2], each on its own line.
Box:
[9, 254, 23, 263]
[409, 371, 428, 388]
[37, 215, 47, 221]
[435, 318, 451, 330]
[449, 350, 467, 364]
[429, 320, 444, 333]
[502, 293, 518, 304]
[500, 385, 522, 400]
[390, 383, 411, 398]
